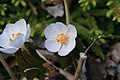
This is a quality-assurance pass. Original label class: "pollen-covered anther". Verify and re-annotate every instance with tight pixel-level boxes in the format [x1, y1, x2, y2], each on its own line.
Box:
[56, 33, 68, 44]
[12, 32, 21, 38]
[9, 32, 21, 42]
[9, 38, 13, 42]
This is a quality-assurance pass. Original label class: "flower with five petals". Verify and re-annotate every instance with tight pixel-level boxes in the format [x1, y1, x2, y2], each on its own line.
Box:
[0, 19, 31, 54]
[44, 22, 77, 56]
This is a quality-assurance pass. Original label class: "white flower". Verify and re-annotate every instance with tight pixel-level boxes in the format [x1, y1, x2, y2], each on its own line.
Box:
[44, 22, 77, 56]
[0, 19, 31, 54]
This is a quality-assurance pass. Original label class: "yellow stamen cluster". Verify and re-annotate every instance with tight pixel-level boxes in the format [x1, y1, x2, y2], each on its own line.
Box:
[9, 32, 21, 42]
[56, 33, 68, 44]
[9, 38, 13, 42]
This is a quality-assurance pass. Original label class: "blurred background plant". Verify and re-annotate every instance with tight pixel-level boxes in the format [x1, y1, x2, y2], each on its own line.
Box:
[0, 0, 120, 80]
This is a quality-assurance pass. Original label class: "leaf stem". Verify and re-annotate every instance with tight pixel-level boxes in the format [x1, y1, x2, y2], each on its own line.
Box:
[0, 53, 16, 80]
[63, 0, 70, 25]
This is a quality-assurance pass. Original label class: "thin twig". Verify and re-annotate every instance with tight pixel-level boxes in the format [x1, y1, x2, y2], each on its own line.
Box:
[27, 0, 38, 15]
[73, 35, 120, 80]
[63, 0, 70, 25]
[0, 53, 16, 80]
[84, 36, 100, 54]
[36, 50, 73, 80]
[73, 36, 100, 80]
[36, 50, 59, 70]
[24, 67, 40, 73]
[100, 35, 120, 38]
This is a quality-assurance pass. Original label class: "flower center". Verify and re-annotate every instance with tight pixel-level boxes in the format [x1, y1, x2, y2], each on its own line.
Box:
[9, 32, 21, 42]
[56, 33, 68, 44]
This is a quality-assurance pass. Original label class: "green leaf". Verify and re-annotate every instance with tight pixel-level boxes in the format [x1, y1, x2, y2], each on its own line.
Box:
[106, 1, 113, 6]
[95, 29, 103, 36]
[1, 10, 5, 16]
[85, 2, 89, 6]
[89, 29, 95, 34]
[11, 0, 16, 4]
[41, 31, 44, 37]
[80, 3, 85, 7]
[79, 0, 86, 3]
[21, 1, 26, 7]
[26, 10, 31, 16]
[15, 1, 20, 7]
[86, 4, 91, 10]
[112, 16, 117, 21]
[99, 39, 106, 44]
[106, 9, 113, 17]
[0, 29, 2, 32]
[92, 0, 97, 7]
[0, 20, 5, 25]
[31, 29, 35, 37]
[117, 17, 120, 23]
[93, 46, 105, 61]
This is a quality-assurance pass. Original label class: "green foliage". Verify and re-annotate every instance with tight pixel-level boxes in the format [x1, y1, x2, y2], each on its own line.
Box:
[106, 0, 120, 22]
[78, 0, 97, 11]
[0, 4, 7, 16]
[11, 0, 26, 7]
[71, 0, 120, 61]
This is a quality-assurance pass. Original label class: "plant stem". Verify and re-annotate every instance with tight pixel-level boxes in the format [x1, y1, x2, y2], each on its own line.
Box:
[73, 36, 100, 80]
[0, 53, 16, 80]
[84, 36, 99, 55]
[27, 0, 38, 15]
[63, 0, 70, 25]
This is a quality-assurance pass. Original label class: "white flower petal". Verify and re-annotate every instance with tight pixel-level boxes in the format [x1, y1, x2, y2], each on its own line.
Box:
[45, 39, 61, 52]
[14, 19, 26, 35]
[67, 24, 77, 38]
[58, 38, 76, 56]
[3, 24, 17, 38]
[0, 47, 18, 54]
[3, 19, 27, 38]
[0, 33, 10, 48]
[44, 22, 68, 39]
[25, 24, 31, 41]
[54, 22, 68, 35]
[44, 23, 59, 39]
[9, 34, 25, 48]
